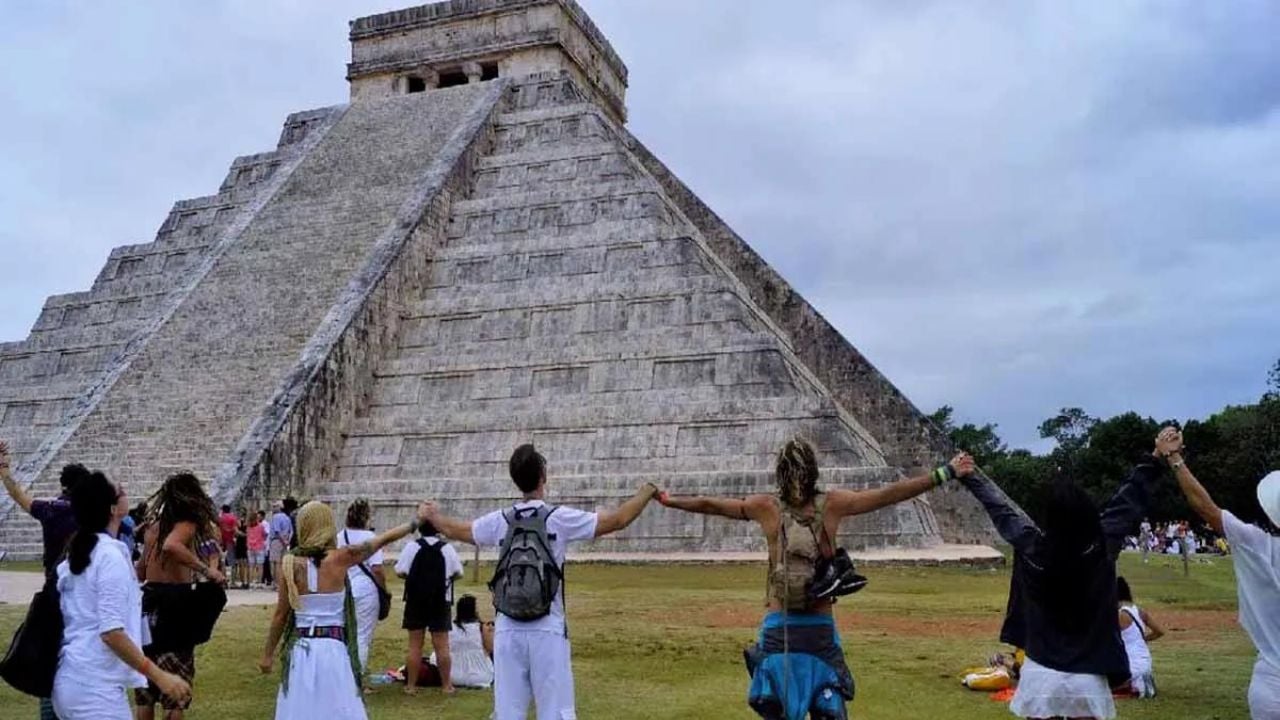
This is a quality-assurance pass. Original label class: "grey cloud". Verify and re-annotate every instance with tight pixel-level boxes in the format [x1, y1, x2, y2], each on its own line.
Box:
[1, 1, 1276, 448]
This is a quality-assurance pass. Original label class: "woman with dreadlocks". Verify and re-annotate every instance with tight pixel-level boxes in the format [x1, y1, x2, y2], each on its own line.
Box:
[260, 500, 432, 719]
[954, 427, 1180, 720]
[135, 472, 226, 720]
[660, 437, 974, 720]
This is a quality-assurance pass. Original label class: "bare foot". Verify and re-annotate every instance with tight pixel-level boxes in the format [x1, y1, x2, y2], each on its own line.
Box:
[443, 685, 457, 695]
[403, 685, 419, 696]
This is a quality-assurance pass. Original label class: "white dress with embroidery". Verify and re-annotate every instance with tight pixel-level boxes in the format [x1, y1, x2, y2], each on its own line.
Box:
[274, 563, 367, 720]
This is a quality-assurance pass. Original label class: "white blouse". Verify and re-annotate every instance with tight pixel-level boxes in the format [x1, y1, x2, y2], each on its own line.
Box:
[56, 533, 147, 688]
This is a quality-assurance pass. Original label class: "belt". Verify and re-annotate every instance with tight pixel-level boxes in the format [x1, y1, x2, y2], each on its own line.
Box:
[297, 625, 346, 642]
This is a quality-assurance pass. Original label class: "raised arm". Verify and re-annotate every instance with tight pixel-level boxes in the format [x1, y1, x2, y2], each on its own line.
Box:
[333, 502, 429, 569]
[956, 467, 1040, 553]
[827, 454, 974, 518]
[0, 442, 34, 514]
[595, 483, 660, 537]
[1162, 433, 1223, 536]
[1099, 428, 1181, 552]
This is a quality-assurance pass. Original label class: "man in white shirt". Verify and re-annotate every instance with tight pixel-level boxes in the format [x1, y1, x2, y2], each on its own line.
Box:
[395, 524, 464, 693]
[1166, 430, 1280, 719]
[425, 443, 659, 720]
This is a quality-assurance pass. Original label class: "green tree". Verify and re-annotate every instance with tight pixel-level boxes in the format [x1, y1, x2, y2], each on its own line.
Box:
[929, 406, 1007, 467]
[1038, 407, 1098, 453]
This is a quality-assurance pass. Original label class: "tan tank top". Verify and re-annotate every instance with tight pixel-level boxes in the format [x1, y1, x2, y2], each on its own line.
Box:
[766, 493, 831, 610]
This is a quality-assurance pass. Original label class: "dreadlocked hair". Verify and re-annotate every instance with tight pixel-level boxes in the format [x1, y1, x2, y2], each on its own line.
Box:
[775, 437, 820, 508]
[146, 472, 218, 551]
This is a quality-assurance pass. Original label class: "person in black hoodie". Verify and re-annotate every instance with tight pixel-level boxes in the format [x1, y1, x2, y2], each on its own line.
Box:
[954, 426, 1181, 720]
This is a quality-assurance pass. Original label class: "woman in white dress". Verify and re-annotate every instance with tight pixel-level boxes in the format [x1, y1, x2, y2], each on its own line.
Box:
[51, 469, 191, 719]
[336, 498, 387, 673]
[429, 594, 494, 688]
[1115, 576, 1164, 698]
[260, 500, 430, 719]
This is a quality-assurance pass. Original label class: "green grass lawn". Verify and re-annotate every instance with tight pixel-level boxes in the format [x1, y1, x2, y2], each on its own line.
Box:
[0, 553, 1253, 718]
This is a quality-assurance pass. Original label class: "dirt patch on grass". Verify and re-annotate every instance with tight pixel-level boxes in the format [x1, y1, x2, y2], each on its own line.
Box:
[650, 604, 1237, 642]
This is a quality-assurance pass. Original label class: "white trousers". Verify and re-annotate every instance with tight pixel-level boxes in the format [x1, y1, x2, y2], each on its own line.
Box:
[351, 582, 381, 670]
[52, 671, 133, 720]
[1251, 660, 1280, 720]
[493, 630, 576, 720]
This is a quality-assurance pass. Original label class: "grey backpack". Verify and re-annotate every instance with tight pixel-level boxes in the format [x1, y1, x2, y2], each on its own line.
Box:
[489, 505, 561, 621]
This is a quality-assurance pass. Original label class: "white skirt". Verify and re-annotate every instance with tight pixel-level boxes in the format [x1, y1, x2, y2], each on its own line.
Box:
[275, 637, 368, 720]
[1011, 658, 1116, 719]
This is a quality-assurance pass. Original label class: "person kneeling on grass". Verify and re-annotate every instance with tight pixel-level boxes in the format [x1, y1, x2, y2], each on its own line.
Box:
[1115, 576, 1164, 699]
[394, 519, 464, 695]
[660, 436, 975, 720]
[955, 427, 1179, 720]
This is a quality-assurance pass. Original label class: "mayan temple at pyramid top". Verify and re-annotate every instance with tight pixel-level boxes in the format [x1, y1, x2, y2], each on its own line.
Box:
[347, 0, 628, 122]
[0, 0, 995, 560]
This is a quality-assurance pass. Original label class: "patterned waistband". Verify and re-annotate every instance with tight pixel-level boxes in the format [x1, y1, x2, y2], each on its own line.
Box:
[297, 625, 346, 642]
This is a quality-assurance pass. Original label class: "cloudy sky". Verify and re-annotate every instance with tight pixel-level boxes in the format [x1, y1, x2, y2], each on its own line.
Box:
[2, 1, 1277, 449]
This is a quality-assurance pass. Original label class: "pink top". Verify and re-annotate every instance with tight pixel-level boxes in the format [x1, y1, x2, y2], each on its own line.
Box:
[247, 522, 267, 551]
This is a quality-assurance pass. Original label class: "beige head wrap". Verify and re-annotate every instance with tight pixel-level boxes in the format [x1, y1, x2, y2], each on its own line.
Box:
[280, 500, 338, 611]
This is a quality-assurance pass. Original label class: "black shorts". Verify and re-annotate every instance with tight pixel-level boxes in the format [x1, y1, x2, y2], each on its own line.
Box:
[403, 601, 451, 633]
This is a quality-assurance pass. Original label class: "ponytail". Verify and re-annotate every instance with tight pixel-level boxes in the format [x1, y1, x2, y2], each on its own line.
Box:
[67, 471, 117, 576]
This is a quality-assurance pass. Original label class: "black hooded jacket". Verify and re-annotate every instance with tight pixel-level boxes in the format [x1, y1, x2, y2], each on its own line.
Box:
[959, 458, 1163, 676]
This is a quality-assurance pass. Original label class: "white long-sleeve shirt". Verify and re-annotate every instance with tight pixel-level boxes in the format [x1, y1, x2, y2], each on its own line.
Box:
[56, 533, 146, 688]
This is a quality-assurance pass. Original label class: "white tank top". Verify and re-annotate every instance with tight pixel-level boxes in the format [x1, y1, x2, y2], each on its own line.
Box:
[1120, 603, 1152, 673]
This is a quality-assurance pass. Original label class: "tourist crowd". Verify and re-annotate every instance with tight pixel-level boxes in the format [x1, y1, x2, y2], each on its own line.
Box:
[1, 428, 1278, 720]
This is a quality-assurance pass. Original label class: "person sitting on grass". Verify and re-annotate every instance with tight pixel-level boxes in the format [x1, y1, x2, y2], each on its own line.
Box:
[954, 427, 1179, 720]
[429, 595, 495, 689]
[422, 443, 660, 720]
[259, 500, 431, 720]
[1165, 430, 1280, 719]
[659, 436, 975, 720]
[1115, 576, 1164, 699]
[394, 518, 463, 695]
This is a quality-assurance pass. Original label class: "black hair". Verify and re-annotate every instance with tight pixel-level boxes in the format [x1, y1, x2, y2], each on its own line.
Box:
[346, 498, 371, 530]
[221, 504, 231, 513]
[257, 509, 266, 519]
[146, 472, 218, 554]
[59, 463, 91, 494]
[282, 496, 299, 513]
[509, 444, 546, 494]
[455, 594, 479, 628]
[1116, 576, 1134, 603]
[1030, 476, 1104, 632]
[67, 471, 116, 575]
[418, 519, 439, 537]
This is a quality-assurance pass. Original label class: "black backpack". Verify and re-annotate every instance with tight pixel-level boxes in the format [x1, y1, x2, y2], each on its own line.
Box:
[404, 538, 448, 606]
[0, 577, 63, 698]
[489, 505, 561, 621]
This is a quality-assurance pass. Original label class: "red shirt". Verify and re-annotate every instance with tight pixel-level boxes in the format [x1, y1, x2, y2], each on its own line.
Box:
[218, 512, 238, 547]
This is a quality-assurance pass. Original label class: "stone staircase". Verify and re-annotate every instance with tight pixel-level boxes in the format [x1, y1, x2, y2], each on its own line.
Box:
[315, 76, 943, 553]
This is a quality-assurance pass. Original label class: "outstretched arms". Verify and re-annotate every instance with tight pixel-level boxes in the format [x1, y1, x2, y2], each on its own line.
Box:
[0, 441, 34, 514]
[827, 454, 975, 519]
[659, 492, 774, 522]
[594, 483, 661, 537]
[423, 505, 476, 545]
[956, 467, 1040, 552]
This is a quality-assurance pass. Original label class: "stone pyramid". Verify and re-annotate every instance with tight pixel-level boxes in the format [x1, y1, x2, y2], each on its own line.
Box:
[0, 0, 993, 559]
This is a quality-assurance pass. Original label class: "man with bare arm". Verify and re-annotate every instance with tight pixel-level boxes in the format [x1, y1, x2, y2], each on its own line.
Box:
[134, 473, 226, 720]
[660, 437, 974, 720]
[1164, 430, 1280, 719]
[423, 443, 659, 720]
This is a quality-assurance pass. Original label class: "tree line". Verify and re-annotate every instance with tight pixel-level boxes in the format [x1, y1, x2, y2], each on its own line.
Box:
[930, 358, 1280, 526]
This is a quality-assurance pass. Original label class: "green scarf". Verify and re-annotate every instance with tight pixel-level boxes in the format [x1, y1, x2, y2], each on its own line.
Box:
[278, 550, 363, 697]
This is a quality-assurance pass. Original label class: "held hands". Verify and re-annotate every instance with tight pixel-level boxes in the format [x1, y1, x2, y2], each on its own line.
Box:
[1155, 427, 1184, 459]
[417, 501, 434, 524]
[949, 452, 977, 478]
